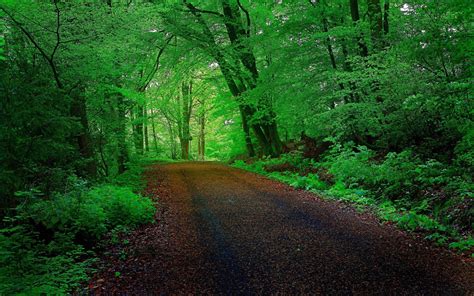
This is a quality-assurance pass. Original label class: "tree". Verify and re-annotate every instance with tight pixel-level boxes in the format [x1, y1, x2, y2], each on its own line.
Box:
[162, 0, 283, 157]
[177, 80, 193, 160]
[367, 0, 383, 51]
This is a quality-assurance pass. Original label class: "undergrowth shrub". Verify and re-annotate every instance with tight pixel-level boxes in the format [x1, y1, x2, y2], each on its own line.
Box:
[112, 161, 146, 192]
[25, 184, 154, 240]
[289, 173, 328, 191]
[87, 185, 155, 228]
[323, 145, 423, 200]
[0, 174, 156, 294]
[0, 224, 93, 294]
[234, 150, 473, 255]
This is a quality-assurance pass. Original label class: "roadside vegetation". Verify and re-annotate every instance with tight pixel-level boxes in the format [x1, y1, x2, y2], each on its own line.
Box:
[233, 149, 473, 256]
[0, 162, 155, 294]
[1, 0, 472, 293]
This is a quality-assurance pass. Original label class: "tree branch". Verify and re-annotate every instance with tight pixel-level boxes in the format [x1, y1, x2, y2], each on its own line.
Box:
[237, 0, 251, 37]
[1, 6, 63, 89]
[138, 35, 174, 92]
[50, 0, 61, 61]
[181, 1, 223, 17]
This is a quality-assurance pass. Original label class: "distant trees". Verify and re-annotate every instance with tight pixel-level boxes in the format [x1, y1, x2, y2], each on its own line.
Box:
[163, 0, 283, 157]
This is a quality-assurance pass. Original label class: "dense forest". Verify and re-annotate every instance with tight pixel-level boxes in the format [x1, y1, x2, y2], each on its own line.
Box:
[0, 0, 472, 293]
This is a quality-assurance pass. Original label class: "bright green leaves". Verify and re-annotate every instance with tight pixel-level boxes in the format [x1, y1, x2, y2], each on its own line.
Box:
[0, 36, 4, 61]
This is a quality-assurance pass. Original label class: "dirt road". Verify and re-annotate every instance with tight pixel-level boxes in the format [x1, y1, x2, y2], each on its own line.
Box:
[90, 162, 474, 295]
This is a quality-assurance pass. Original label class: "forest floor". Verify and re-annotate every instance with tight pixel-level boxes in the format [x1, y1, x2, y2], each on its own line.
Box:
[89, 162, 474, 295]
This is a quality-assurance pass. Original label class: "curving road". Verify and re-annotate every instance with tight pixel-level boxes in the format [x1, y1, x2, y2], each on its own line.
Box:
[90, 162, 474, 295]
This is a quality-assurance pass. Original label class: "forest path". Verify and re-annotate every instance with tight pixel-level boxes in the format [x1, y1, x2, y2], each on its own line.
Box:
[90, 162, 474, 295]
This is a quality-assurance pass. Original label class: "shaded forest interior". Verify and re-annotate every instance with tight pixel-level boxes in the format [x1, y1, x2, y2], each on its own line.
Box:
[0, 0, 472, 294]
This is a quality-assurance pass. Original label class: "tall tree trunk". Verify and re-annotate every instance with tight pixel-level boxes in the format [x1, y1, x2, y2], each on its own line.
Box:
[214, 53, 257, 157]
[168, 122, 177, 159]
[97, 129, 109, 177]
[132, 106, 144, 155]
[144, 105, 150, 152]
[181, 140, 189, 159]
[349, 0, 369, 56]
[310, 1, 346, 94]
[137, 106, 144, 154]
[179, 80, 193, 160]
[383, 0, 389, 35]
[184, 2, 259, 157]
[367, 0, 383, 51]
[197, 99, 206, 161]
[199, 118, 205, 160]
[366, 0, 384, 101]
[266, 120, 283, 157]
[340, 39, 360, 103]
[163, 112, 177, 159]
[70, 92, 97, 177]
[220, 0, 282, 157]
[116, 94, 128, 174]
[150, 109, 159, 153]
[239, 106, 256, 157]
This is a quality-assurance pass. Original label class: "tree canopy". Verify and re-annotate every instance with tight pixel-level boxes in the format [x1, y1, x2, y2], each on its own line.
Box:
[0, 0, 473, 293]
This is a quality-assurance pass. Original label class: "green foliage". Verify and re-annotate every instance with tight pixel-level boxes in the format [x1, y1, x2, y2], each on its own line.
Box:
[0, 36, 5, 61]
[327, 182, 373, 207]
[289, 174, 328, 191]
[111, 160, 147, 192]
[0, 175, 155, 294]
[0, 225, 93, 294]
[25, 182, 154, 241]
[87, 185, 155, 229]
[1, 0, 473, 290]
[426, 233, 449, 246]
[449, 238, 474, 252]
[234, 153, 473, 256]
[395, 212, 446, 232]
[454, 129, 474, 170]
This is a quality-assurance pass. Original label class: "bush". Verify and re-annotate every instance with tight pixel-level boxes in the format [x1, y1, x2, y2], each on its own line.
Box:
[87, 185, 155, 228]
[0, 177, 156, 294]
[26, 184, 154, 240]
[234, 151, 473, 255]
[289, 173, 328, 191]
[0, 225, 93, 294]
[395, 212, 446, 232]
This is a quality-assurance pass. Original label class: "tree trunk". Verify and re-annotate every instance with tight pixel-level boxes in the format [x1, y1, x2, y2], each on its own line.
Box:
[97, 128, 109, 177]
[239, 105, 256, 157]
[266, 121, 283, 157]
[317, 5, 346, 93]
[163, 113, 177, 159]
[220, 0, 282, 157]
[185, 0, 282, 157]
[70, 92, 97, 177]
[150, 109, 159, 153]
[349, 0, 369, 56]
[136, 106, 144, 154]
[116, 94, 128, 174]
[184, 3, 260, 157]
[197, 99, 206, 161]
[367, 0, 383, 51]
[168, 123, 177, 159]
[383, 0, 389, 35]
[144, 105, 149, 153]
[178, 80, 193, 160]
[131, 107, 144, 155]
